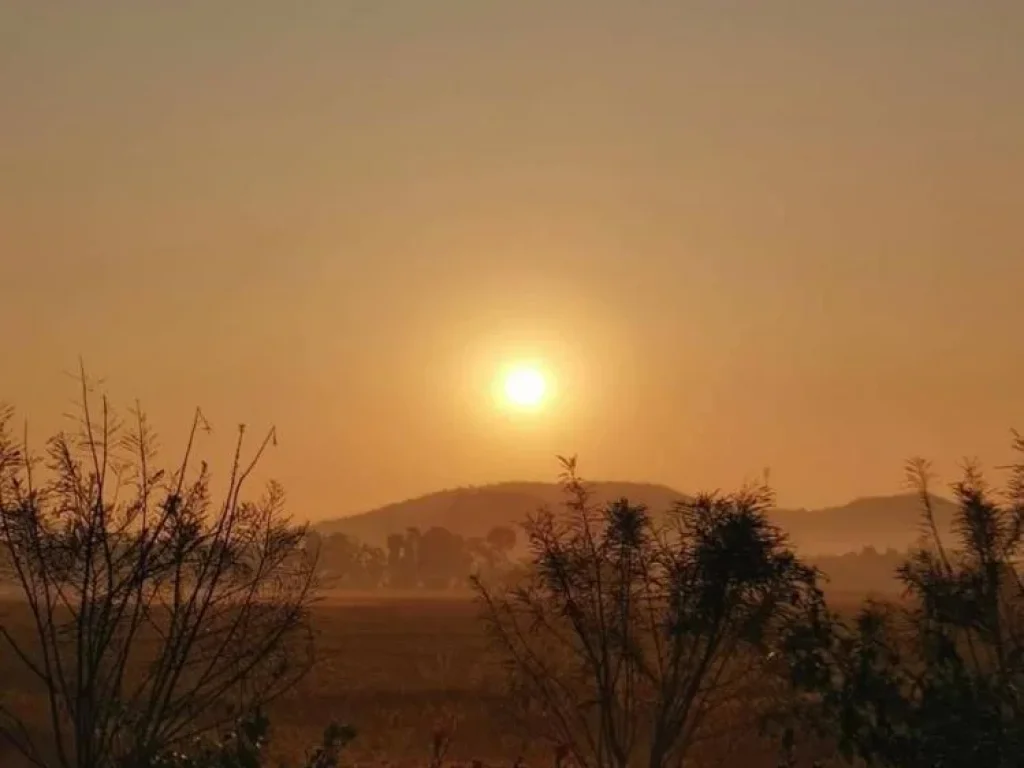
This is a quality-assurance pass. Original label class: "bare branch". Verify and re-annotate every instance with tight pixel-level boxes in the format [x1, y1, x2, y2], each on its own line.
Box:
[0, 371, 317, 768]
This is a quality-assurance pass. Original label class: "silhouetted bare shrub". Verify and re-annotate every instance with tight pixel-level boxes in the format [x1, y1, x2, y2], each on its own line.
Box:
[0, 371, 317, 768]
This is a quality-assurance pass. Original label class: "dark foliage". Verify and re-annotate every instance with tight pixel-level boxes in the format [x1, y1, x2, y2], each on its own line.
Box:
[786, 434, 1024, 767]
[474, 457, 826, 768]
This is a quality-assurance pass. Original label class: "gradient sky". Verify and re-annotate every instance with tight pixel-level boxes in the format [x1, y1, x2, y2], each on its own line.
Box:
[2, 1, 1022, 519]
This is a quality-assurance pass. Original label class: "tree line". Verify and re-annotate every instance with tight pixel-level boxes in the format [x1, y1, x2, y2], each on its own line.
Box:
[306, 524, 915, 595]
[304, 524, 518, 591]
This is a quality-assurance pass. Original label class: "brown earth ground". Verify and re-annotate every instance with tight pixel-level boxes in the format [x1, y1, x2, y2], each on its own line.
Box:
[0, 590, 866, 767]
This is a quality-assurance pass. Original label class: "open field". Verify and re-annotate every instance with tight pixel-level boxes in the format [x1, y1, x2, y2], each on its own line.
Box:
[0, 595, 513, 767]
[0, 592, 869, 767]
[271, 596, 517, 766]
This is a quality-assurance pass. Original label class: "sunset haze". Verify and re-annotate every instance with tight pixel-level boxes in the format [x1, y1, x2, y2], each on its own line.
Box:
[2, 0, 1022, 521]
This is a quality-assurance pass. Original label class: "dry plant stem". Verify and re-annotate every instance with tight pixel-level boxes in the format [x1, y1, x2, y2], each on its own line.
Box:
[0, 367, 318, 768]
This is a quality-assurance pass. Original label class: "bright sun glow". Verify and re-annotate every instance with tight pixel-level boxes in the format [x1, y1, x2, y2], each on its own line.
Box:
[502, 365, 548, 409]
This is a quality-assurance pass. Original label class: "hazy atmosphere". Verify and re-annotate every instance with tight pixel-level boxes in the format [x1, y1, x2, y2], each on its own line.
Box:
[3, 1, 1022, 517]
[5, 4, 1024, 768]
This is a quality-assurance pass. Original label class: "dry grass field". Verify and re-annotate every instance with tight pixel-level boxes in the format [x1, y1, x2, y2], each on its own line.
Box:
[270, 595, 518, 766]
[0, 591, 869, 767]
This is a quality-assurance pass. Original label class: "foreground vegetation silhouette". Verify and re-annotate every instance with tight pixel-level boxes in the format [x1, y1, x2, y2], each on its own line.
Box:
[473, 456, 827, 768]
[0, 374, 317, 768]
[3, 373, 1024, 767]
[784, 435, 1024, 768]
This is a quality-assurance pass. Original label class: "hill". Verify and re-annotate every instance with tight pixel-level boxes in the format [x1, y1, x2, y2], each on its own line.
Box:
[772, 493, 957, 554]
[316, 482, 958, 555]
[315, 481, 684, 543]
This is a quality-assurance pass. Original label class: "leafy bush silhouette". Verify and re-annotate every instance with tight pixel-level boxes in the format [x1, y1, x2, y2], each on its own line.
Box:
[149, 713, 356, 768]
[786, 434, 1024, 767]
[473, 456, 826, 768]
[0, 371, 318, 768]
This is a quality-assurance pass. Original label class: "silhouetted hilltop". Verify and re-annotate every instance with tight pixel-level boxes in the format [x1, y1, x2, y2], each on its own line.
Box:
[773, 492, 957, 554]
[316, 484, 957, 555]
[316, 481, 684, 543]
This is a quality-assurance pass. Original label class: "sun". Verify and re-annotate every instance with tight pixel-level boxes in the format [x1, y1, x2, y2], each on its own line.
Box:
[502, 365, 548, 410]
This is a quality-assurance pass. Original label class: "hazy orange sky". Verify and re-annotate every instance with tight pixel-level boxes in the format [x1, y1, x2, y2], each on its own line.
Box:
[2, 1, 1022, 519]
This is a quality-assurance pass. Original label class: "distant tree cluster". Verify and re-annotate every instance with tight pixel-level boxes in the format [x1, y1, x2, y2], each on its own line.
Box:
[304, 524, 518, 591]
[809, 546, 909, 595]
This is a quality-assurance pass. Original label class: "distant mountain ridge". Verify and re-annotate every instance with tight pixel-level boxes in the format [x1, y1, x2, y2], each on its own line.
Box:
[771, 493, 957, 554]
[316, 482, 958, 556]
[316, 481, 684, 544]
